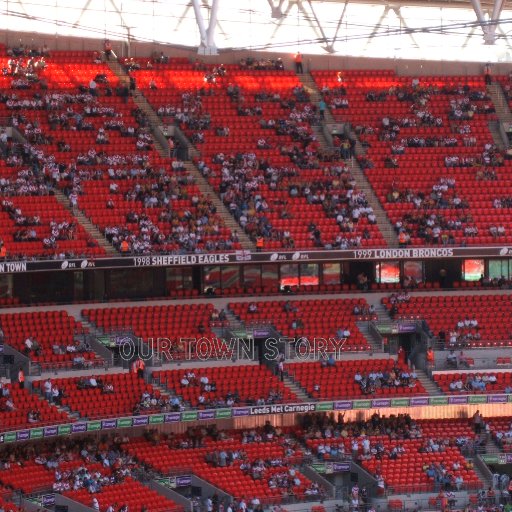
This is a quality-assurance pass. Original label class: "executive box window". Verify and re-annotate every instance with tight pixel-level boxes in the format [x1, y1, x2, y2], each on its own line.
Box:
[323, 262, 341, 285]
[261, 264, 278, 288]
[280, 263, 299, 289]
[300, 263, 319, 287]
[109, 269, 155, 298]
[243, 265, 262, 289]
[375, 261, 400, 284]
[462, 259, 484, 281]
[489, 259, 511, 280]
[0, 274, 13, 298]
[404, 261, 424, 283]
[221, 265, 240, 289]
[203, 265, 241, 292]
[166, 267, 193, 292]
[203, 266, 221, 292]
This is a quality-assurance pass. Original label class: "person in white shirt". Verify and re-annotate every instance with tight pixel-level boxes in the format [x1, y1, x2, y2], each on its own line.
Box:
[51, 386, 60, 404]
[43, 378, 52, 400]
[24, 337, 33, 353]
[89, 79, 97, 96]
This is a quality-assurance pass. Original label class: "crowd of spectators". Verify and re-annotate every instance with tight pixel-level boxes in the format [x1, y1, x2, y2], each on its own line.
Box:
[448, 374, 498, 393]
[239, 57, 284, 71]
[104, 192, 235, 254]
[133, 389, 185, 415]
[0, 433, 144, 511]
[199, 150, 376, 249]
[352, 79, 505, 248]
[353, 365, 419, 395]
[493, 421, 512, 451]
[179, 370, 284, 408]
[444, 317, 482, 346]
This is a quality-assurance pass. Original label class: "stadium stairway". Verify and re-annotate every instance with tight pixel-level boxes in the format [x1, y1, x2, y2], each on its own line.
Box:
[281, 372, 311, 402]
[465, 455, 493, 490]
[357, 301, 442, 395]
[53, 189, 118, 255]
[182, 161, 256, 250]
[363, 302, 395, 349]
[414, 369, 442, 396]
[481, 434, 502, 455]
[223, 308, 246, 331]
[487, 81, 512, 124]
[355, 320, 385, 354]
[297, 73, 336, 125]
[345, 128, 399, 246]
[10, 127, 117, 256]
[105, 58, 131, 87]
[296, 76, 398, 247]
[487, 82, 512, 150]
[105, 60, 255, 251]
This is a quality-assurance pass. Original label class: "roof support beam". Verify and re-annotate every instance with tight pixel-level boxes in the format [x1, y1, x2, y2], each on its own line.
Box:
[267, 0, 286, 19]
[471, 0, 504, 44]
[192, 0, 219, 55]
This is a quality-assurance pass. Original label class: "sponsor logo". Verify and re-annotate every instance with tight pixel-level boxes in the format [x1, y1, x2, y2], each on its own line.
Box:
[101, 419, 118, 429]
[132, 416, 149, 426]
[71, 423, 87, 433]
[410, 397, 429, 406]
[164, 413, 181, 423]
[249, 403, 317, 415]
[334, 400, 353, 410]
[44, 426, 59, 437]
[16, 430, 30, 441]
[232, 407, 250, 417]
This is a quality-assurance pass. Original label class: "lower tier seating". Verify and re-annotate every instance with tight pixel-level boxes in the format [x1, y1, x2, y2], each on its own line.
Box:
[382, 293, 512, 348]
[34, 372, 165, 419]
[229, 298, 372, 351]
[0, 310, 103, 369]
[434, 371, 512, 394]
[82, 303, 227, 359]
[123, 436, 312, 503]
[64, 478, 183, 512]
[0, 382, 69, 432]
[153, 364, 297, 407]
[287, 358, 426, 400]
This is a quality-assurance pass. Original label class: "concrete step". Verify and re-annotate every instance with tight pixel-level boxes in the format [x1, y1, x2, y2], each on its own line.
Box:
[356, 321, 384, 354]
[298, 73, 336, 125]
[469, 456, 493, 489]
[282, 372, 313, 402]
[487, 82, 512, 148]
[182, 162, 255, 250]
[53, 190, 117, 255]
[224, 309, 245, 330]
[414, 368, 442, 396]
[488, 121, 507, 150]
[346, 157, 399, 246]
[296, 74, 397, 246]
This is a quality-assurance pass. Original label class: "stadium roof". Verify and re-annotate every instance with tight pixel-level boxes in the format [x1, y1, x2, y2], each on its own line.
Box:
[1, 0, 511, 62]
